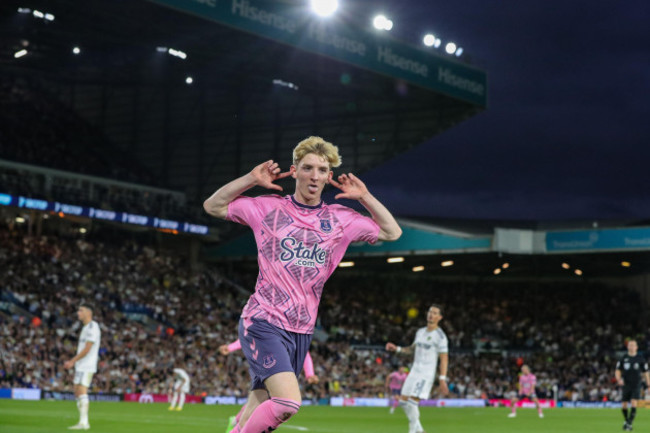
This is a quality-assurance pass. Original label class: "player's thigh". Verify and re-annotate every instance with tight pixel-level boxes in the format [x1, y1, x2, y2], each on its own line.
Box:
[265, 371, 301, 402]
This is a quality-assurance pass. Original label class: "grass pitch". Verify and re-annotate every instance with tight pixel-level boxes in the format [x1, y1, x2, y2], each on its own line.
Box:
[0, 400, 639, 433]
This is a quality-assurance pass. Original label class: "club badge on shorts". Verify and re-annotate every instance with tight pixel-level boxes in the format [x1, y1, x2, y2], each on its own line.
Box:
[263, 354, 277, 369]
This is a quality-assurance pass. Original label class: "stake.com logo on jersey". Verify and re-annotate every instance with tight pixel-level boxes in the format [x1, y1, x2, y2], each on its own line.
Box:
[279, 237, 327, 268]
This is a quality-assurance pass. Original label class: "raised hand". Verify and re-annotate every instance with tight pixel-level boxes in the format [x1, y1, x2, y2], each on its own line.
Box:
[329, 173, 369, 200]
[250, 160, 293, 191]
[218, 344, 230, 356]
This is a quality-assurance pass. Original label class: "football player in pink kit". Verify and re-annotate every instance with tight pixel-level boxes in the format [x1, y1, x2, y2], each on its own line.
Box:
[386, 367, 409, 414]
[203, 136, 402, 433]
[508, 364, 543, 418]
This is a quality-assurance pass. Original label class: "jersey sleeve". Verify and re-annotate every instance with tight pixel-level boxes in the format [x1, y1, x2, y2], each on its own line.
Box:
[226, 196, 264, 227]
[303, 352, 315, 378]
[338, 207, 380, 244]
[227, 339, 242, 352]
[437, 334, 449, 354]
[86, 323, 100, 343]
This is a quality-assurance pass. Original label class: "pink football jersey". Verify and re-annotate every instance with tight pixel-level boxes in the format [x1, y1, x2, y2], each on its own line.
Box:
[227, 194, 379, 334]
[388, 371, 408, 390]
[519, 373, 537, 394]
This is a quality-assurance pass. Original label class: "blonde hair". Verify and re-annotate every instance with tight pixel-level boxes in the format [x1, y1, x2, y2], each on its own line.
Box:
[293, 136, 342, 168]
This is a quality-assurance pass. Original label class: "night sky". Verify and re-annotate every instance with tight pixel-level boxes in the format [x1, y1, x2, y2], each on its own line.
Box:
[347, 1, 650, 221]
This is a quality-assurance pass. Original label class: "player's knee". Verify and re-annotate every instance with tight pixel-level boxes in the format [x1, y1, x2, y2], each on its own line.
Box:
[270, 397, 300, 423]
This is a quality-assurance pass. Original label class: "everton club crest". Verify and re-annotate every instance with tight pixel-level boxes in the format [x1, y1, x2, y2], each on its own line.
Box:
[320, 219, 332, 233]
[263, 354, 277, 369]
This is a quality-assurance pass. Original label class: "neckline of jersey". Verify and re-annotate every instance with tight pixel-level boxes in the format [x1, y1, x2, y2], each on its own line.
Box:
[290, 194, 323, 210]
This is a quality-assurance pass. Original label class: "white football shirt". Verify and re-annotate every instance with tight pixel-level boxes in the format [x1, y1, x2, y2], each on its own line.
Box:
[410, 326, 448, 377]
[75, 320, 101, 373]
[174, 368, 190, 383]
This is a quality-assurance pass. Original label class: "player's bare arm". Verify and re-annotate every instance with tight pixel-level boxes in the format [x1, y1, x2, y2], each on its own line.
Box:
[63, 341, 93, 369]
[438, 353, 449, 395]
[203, 160, 292, 219]
[329, 173, 401, 241]
[616, 369, 624, 386]
[385, 342, 414, 355]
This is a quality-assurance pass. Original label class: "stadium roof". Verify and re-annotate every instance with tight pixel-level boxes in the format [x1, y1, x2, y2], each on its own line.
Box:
[0, 0, 486, 206]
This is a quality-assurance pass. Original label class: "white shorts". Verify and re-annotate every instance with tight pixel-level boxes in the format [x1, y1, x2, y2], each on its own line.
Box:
[174, 380, 190, 393]
[73, 371, 94, 388]
[401, 373, 434, 400]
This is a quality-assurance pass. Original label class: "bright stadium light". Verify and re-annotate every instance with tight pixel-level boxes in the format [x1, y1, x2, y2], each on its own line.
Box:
[502, 262, 510, 269]
[387, 257, 404, 263]
[493, 268, 502, 275]
[44, 13, 55, 21]
[17, 7, 31, 14]
[441, 260, 454, 267]
[15, 216, 26, 223]
[621, 261, 631, 268]
[338, 261, 355, 268]
[310, 0, 338, 17]
[79, 227, 87, 234]
[561, 263, 570, 269]
[167, 48, 187, 60]
[412, 266, 425, 272]
[185, 76, 193, 85]
[455, 47, 464, 57]
[373, 15, 393, 31]
[72, 46, 81, 55]
[156, 46, 168, 53]
[423, 34, 436, 47]
[445, 42, 457, 55]
[14, 49, 28, 58]
[33, 10, 44, 18]
[574, 269, 583, 276]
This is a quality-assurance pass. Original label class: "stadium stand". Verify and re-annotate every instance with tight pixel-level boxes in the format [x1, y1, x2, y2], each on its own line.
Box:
[1, 226, 645, 402]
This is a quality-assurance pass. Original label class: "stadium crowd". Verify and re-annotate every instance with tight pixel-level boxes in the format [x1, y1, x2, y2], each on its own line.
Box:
[0, 225, 647, 403]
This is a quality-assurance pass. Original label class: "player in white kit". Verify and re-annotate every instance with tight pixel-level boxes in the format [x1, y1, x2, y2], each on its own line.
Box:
[386, 305, 449, 433]
[168, 367, 191, 411]
[63, 303, 101, 430]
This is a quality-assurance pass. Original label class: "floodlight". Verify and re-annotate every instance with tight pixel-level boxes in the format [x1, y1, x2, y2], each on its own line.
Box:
[311, 0, 338, 17]
[373, 15, 393, 31]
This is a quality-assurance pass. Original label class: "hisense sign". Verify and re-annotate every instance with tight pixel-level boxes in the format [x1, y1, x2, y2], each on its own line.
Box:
[149, 0, 487, 106]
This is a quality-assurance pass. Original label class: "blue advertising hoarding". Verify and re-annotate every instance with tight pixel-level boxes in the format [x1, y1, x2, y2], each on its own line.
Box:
[546, 227, 650, 253]
[0, 193, 209, 236]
